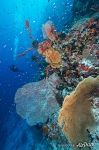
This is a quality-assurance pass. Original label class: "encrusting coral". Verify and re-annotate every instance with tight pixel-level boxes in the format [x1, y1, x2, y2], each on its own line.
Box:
[58, 76, 99, 149]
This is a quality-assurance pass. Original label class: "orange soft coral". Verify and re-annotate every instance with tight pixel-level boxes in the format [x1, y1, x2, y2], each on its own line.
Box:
[58, 76, 99, 149]
[43, 48, 62, 68]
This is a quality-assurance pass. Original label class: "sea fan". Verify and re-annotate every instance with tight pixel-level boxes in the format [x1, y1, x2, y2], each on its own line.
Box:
[15, 73, 60, 126]
[42, 21, 58, 41]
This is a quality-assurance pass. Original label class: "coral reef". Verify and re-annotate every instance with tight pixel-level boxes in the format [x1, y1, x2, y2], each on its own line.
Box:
[15, 10, 99, 150]
[58, 76, 99, 149]
[41, 15, 99, 81]
[73, 0, 99, 18]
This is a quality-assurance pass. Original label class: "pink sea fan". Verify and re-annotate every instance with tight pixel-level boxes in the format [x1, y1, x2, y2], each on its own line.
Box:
[42, 21, 58, 41]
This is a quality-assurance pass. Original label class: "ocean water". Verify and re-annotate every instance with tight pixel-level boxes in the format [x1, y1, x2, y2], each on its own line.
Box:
[0, 0, 99, 150]
[0, 0, 73, 149]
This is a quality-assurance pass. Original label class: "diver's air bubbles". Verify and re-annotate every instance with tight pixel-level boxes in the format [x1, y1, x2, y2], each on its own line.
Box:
[13, 36, 19, 61]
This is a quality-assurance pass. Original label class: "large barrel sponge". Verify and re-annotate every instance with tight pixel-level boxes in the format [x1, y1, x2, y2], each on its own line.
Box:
[58, 76, 99, 149]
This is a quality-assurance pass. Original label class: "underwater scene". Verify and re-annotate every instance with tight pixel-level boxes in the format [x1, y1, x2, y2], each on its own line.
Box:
[0, 0, 99, 150]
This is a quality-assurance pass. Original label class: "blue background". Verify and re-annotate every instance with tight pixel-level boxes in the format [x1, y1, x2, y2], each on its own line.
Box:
[0, 0, 74, 149]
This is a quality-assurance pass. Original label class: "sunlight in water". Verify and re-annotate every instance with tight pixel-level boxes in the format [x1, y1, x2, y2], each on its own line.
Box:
[13, 0, 49, 59]
[13, 0, 24, 60]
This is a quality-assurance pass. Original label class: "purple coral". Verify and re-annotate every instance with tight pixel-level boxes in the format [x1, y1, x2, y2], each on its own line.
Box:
[15, 73, 60, 126]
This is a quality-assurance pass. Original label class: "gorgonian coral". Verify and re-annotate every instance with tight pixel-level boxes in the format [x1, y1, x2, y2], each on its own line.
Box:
[42, 21, 58, 41]
[15, 73, 60, 126]
[58, 76, 99, 149]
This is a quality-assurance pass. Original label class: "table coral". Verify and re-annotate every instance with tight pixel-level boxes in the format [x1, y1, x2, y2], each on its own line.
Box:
[58, 76, 99, 149]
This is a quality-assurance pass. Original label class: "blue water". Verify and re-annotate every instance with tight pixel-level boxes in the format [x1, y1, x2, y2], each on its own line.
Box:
[0, 0, 74, 149]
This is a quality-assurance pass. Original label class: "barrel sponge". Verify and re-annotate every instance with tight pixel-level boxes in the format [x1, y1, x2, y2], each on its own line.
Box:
[58, 76, 99, 148]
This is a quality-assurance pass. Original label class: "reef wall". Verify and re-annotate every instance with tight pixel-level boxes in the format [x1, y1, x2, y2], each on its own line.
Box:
[73, 0, 99, 19]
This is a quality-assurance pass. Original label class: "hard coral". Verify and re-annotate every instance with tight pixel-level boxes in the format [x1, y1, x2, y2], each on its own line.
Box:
[58, 76, 99, 149]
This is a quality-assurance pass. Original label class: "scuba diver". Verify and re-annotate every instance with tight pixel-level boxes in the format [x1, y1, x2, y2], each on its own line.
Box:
[9, 64, 23, 73]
